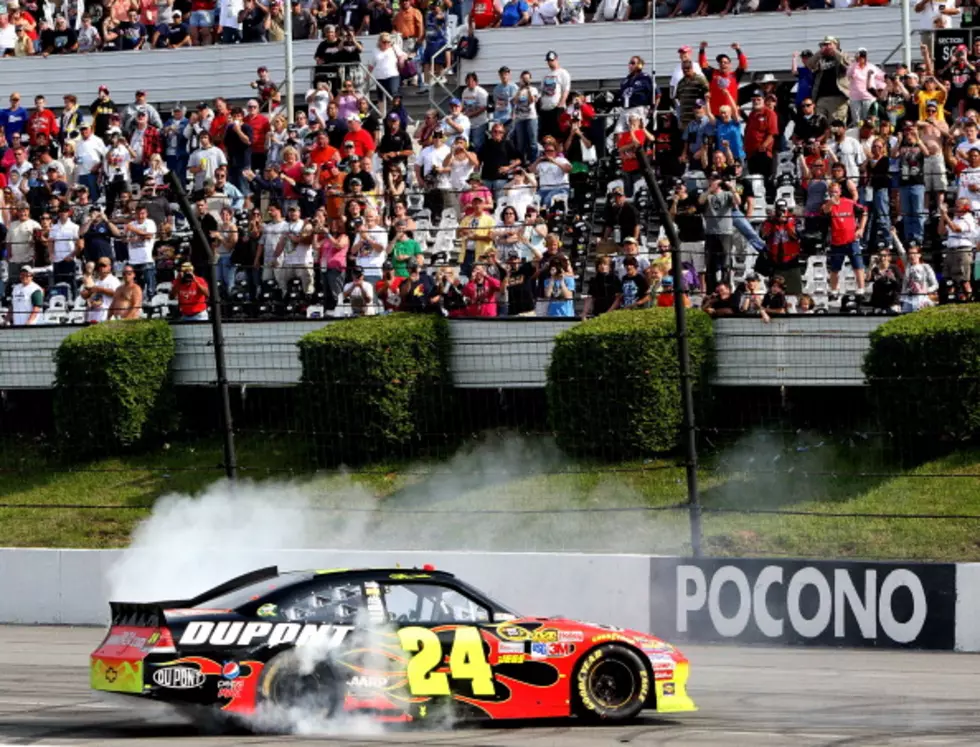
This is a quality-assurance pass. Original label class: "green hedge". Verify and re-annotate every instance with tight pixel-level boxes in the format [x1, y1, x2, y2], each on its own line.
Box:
[53, 320, 176, 457]
[297, 314, 453, 464]
[864, 305, 980, 444]
[546, 308, 714, 456]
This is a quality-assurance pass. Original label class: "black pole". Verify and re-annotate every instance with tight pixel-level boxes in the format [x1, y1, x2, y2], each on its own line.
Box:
[636, 151, 702, 556]
[165, 170, 238, 481]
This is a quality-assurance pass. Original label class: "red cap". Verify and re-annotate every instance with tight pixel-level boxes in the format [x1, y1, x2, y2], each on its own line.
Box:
[98, 85, 109, 93]
[678, 45, 692, 54]
[957, 44, 968, 51]
[257, 65, 268, 73]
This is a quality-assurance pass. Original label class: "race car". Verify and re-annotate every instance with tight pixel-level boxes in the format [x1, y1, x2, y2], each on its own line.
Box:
[91, 566, 696, 726]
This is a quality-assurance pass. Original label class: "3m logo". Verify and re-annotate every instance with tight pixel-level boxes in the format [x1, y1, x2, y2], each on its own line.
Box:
[177, 621, 353, 648]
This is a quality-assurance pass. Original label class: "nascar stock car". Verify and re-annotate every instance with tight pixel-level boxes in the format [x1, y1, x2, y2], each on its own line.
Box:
[91, 566, 696, 726]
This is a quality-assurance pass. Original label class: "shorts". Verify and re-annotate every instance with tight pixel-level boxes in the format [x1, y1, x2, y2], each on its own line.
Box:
[943, 248, 973, 282]
[829, 242, 865, 272]
[189, 9, 214, 27]
[924, 155, 947, 193]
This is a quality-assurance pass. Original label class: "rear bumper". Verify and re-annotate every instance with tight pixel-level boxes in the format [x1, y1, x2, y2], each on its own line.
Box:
[91, 656, 145, 695]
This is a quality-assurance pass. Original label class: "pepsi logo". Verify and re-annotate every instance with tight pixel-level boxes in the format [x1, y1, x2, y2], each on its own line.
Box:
[221, 662, 240, 680]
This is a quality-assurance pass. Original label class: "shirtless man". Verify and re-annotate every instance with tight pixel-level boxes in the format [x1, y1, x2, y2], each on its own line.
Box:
[110, 264, 144, 319]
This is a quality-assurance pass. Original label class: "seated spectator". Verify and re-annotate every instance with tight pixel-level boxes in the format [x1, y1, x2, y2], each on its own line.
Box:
[344, 267, 377, 316]
[463, 263, 501, 316]
[542, 253, 575, 316]
[610, 255, 650, 310]
[531, 136, 571, 206]
[702, 282, 738, 316]
[900, 242, 938, 312]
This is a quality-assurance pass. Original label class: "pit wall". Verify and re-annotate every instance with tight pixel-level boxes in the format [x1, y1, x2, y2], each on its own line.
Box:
[1, 550, 976, 651]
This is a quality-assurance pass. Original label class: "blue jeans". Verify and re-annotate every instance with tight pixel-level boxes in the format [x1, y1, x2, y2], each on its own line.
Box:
[513, 119, 538, 164]
[79, 173, 100, 201]
[134, 262, 156, 297]
[732, 209, 766, 252]
[53, 258, 77, 296]
[469, 123, 486, 153]
[166, 154, 188, 189]
[899, 184, 925, 243]
[220, 27, 241, 44]
[538, 187, 569, 207]
[217, 254, 236, 295]
[868, 188, 890, 248]
[485, 178, 509, 197]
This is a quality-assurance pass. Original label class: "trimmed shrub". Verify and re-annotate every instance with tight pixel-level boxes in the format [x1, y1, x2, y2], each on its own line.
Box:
[864, 305, 980, 444]
[53, 320, 176, 457]
[297, 314, 453, 464]
[546, 308, 714, 456]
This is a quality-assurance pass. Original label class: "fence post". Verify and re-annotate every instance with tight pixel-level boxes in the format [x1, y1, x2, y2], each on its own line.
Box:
[637, 151, 702, 556]
[165, 171, 238, 481]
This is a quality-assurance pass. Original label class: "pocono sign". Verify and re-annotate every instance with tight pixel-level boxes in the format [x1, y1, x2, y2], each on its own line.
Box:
[649, 558, 956, 649]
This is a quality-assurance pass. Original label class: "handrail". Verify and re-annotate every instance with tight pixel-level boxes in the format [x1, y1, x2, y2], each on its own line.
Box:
[278, 61, 394, 123]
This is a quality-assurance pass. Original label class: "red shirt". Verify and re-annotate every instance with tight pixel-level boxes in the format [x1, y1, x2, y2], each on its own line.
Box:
[470, 0, 496, 28]
[245, 113, 270, 154]
[342, 128, 375, 159]
[698, 50, 748, 116]
[174, 276, 209, 316]
[827, 197, 863, 246]
[281, 162, 304, 199]
[744, 107, 779, 157]
[210, 111, 229, 149]
[375, 277, 403, 311]
[28, 110, 58, 146]
[462, 276, 501, 317]
[617, 129, 646, 173]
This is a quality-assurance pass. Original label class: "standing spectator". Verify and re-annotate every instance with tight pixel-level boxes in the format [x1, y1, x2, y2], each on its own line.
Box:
[670, 46, 704, 99]
[0, 93, 29, 146]
[463, 263, 501, 316]
[393, 0, 424, 49]
[847, 48, 884, 124]
[611, 256, 651, 310]
[129, 111, 162, 186]
[502, 249, 537, 316]
[542, 254, 575, 316]
[616, 113, 651, 197]
[603, 184, 640, 244]
[10, 266, 43, 326]
[824, 181, 867, 297]
[916, 0, 959, 51]
[458, 195, 495, 276]
[901, 242, 938, 311]
[369, 32, 402, 104]
[89, 87, 116, 142]
[378, 113, 413, 177]
[219, 0, 244, 43]
[281, 205, 315, 293]
[7, 206, 39, 280]
[127, 204, 158, 295]
[758, 199, 803, 295]
[155, 9, 192, 47]
[0, 14, 16, 55]
[462, 73, 490, 153]
[531, 136, 571, 206]
[342, 113, 375, 160]
[706, 104, 744, 163]
[868, 245, 903, 311]
[512, 70, 540, 164]
[792, 97, 828, 144]
[40, 14, 78, 55]
[619, 55, 657, 130]
[163, 106, 189, 186]
[471, 0, 501, 27]
[111, 266, 144, 319]
[744, 89, 779, 180]
[80, 257, 121, 323]
[699, 171, 738, 288]
[190, 0, 217, 45]
[492, 67, 518, 135]
[896, 123, 928, 244]
[808, 36, 850, 125]
[479, 121, 522, 194]
[171, 261, 210, 320]
[188, 132, 227, 191]
[539, 51, 571, 143]
[122, 90, 163, 135]
[584, 255, 621, 316]
[28, 96, 58, 147]
[319, 217, 348, 310]
[592, 0, 628, 20]
[75, 122, 106, 201]
[699, 42, 748, 117]
[117, 8, 148, 50]
[938, 199, 976, 296]
[792, 50, 815, 108]
[828, 118, 864, 182]
[674, 62, 710, 130]
[49, 204, 82, 295]
[223, 107, 253, 193]
[240, 0, 269, 43]
[497, 0, 530, 25]
[442, 98, 472, 145]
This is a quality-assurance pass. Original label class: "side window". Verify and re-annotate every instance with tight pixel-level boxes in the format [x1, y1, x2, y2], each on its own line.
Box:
[279, 581, 364, 623]
[383, 584, 490, 624]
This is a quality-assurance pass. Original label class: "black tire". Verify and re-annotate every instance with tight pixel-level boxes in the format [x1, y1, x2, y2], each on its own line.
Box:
[256, 650, 340, 728]
[574, 644, 651, 722]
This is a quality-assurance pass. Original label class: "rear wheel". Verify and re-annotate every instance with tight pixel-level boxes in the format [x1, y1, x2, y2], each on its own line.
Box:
[257, 650, 340, 729]
[574, 644, 650, 722]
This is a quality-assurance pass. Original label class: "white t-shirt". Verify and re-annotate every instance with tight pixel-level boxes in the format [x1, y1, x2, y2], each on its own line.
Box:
[11, 281, 43, 325]
[536, 157, 571, 188]
[49, 219, 80, 263]
[372, 47, 400, 80]
[86, 274, 121, 323]
[513, 86, 539, 120]
[419, 144, 450, 187]
[75, 135, 107, 177]
[0, 25, 16, 51]
[284, 219, 314, 267]
[958, 166, 980, 210]
[946, 211, 978, 248]
[461, 85, 489, 129]
[105, 145, 132, 181]
[830, 136, 865, 180]
[263, 220, 289, 268]
[919, 0, 956, 30]
[442, 113, 471, 145]
[219, 0, 244, 28]
[343, 280, 377, 315]
[531, 0, 559, 24]
[356, 227, 388, 271]
[539, 67, 571, 111]
[8, 219, 41, 264]
[127, 218, 157, 265]
[448, 155, 475, 192]
[189, 146, 227, 190]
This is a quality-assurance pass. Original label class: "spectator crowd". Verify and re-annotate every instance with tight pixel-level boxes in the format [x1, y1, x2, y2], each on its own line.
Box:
[0, 0, 972, 326]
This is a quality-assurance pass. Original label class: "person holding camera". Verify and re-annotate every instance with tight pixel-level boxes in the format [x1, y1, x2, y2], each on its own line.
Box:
[698, 171, 739, 289]
[512, 70, 540, 164]
[758, 198, 802, 296]
[344, 266, 378, 316]
[170, 261, 210, 321]
[542, 254, 575, 317]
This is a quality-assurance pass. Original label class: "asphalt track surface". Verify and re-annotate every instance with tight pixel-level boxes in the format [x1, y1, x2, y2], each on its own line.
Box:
[0, 626, 978, 746]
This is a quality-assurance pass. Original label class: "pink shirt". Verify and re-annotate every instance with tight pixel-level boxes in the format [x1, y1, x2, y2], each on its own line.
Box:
[847, 61, 884, 102]
[319, 235, 348, 270]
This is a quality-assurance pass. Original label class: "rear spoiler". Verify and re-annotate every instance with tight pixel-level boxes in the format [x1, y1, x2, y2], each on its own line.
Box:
[108, 566, 280, 625]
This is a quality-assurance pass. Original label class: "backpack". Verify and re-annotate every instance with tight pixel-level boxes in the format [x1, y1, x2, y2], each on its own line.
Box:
[456, 34, 479, 60]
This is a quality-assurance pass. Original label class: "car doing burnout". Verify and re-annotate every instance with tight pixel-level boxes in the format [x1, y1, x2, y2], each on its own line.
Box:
[90, 567, 696, 725]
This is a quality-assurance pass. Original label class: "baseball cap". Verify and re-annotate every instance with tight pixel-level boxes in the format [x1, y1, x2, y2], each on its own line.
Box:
[694, 98, 706, 108]
[926, 99, 939, 109]
[821, 35, 838, 45]
[857, 47, 868, 55]
[716, 53, 731, 63]
[382, 261, 394, 271]
[258, 65, 268, 73]
[345, 112, 359, 121]
[751, 89, 763, 98]
[303, 166, 316, 174]
[20, 265, 33, 275]
[136, 89, 147, 96]
[406, 258, 419, 271]
[180, 261, 194, 271]
[79, 121, 91, 129]
[467, 172, 482, 182]
[623, 237, 638, 245]
[744, 271, 760, 281]
[610, 185, 624, 195]
[98, 85, 109, 94]
[449, 97, 462, 106]
[774, 198, 789, 210]
[678, 45, 692, 54]
[545, 50, 557, 62]
[388, 112, 400, 120]
[172, 9, 182, 16]
[347, 177, 362, 188]
[507, 249, 520, 259]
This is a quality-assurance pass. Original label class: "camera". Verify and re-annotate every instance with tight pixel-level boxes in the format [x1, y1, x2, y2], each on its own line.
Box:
[182, 271, 194, 283]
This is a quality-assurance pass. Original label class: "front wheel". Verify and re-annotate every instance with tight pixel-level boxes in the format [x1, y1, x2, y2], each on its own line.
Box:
[574, 644, 651, 722]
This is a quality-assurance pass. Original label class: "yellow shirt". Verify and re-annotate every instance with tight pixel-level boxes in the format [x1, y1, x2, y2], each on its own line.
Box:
[458, 213, 496, 264]
[916, 89, 946, 122]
